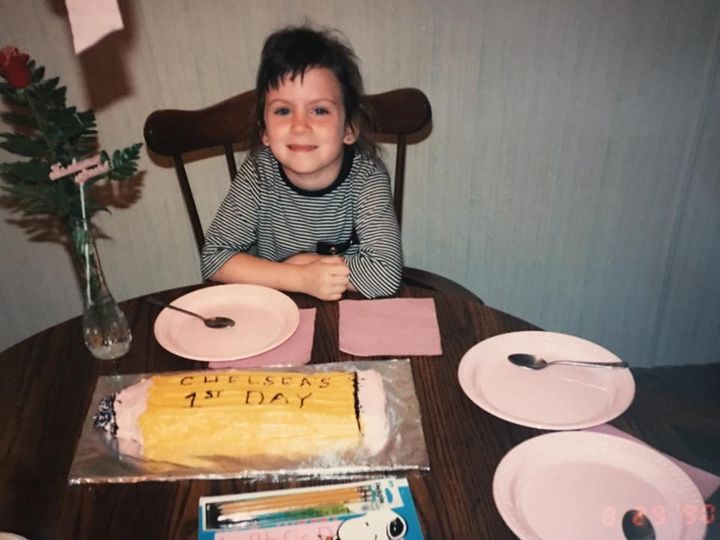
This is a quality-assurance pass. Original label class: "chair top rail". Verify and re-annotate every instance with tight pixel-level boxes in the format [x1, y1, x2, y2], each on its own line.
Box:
[144, 88, 431, 157]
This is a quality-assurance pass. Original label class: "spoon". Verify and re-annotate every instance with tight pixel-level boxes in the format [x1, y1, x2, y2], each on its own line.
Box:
[146, 297, 235, 329]
[622, 509, 656, 540]
[508, 353, 628, 370]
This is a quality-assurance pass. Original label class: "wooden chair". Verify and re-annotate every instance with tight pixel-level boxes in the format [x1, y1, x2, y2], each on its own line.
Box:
[144, 88, 483, 303]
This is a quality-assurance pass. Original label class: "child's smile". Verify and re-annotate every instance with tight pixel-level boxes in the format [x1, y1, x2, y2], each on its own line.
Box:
[262, 67, 357, 191]
[287, 144, 317, 152]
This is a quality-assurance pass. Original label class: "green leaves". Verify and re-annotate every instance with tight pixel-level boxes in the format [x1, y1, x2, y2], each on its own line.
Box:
[0, 82, 27, 104]
[0, 158, 70, 216]
[66, 109, 98, 156]
[0, 172, 73, 216]
[103, 143, 143, 180]
[0, 133, 47, 157]
[0, 111, 37, 129]
[0, 52, 143, 221]
[30, 77, 69, 111]
[0, 158, 49, 182]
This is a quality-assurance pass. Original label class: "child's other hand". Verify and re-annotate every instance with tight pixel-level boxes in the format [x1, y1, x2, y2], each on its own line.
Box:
[301, 256, 350, 301]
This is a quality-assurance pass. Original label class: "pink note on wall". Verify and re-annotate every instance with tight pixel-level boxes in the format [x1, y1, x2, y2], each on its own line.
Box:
[65, 0, 124, 53]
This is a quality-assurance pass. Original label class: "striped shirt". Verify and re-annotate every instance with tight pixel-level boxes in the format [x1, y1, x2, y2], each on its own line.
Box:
[200, 145, 403, 298]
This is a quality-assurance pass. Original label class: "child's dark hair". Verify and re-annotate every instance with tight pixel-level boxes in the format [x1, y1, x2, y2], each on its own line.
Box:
[253, 25, 377, 157]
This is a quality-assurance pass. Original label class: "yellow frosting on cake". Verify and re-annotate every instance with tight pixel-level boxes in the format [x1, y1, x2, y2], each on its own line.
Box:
[138, 370, 362, 465]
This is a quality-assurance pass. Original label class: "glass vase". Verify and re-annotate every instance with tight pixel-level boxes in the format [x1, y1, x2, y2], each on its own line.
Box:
[68, 218, 132, 360]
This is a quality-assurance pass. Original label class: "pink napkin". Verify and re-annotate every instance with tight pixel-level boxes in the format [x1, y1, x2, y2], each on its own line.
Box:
[586, 424, 720, 499]
[65, 0, 124, 53]
[338, 298, 442, 356]
[208, 308, 316, 369]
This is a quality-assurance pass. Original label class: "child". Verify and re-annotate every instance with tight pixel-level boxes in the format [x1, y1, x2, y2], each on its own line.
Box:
[200, 25, 403, 301]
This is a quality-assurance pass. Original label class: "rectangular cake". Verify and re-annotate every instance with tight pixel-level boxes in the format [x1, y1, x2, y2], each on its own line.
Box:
[93, 368, 389, 467]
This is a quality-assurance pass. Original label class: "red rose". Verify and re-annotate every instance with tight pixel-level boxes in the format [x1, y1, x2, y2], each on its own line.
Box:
[0, 46, 31, 89]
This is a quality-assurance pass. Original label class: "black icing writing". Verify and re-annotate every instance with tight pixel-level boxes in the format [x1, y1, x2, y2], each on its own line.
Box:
[261, 375, 298, 386]
[185, 391, 197, 407]
[182, 389, 313, 408]
[184, 390, 222, 408]
[298, 393, 312, 408]
[180, 375, 221, 386]
[244, 391, 313, 408]
[177, 374, 335, 389]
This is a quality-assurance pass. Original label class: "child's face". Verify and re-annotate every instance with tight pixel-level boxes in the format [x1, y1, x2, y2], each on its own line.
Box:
[262, 67, 357, 191]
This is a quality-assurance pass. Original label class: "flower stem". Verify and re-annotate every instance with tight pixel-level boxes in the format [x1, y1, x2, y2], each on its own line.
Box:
[23, 89, 57, 164]
[79, 184, 92, 302]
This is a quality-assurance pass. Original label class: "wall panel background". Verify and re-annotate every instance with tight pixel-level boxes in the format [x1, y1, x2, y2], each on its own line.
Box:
[1, 0, 718, 367]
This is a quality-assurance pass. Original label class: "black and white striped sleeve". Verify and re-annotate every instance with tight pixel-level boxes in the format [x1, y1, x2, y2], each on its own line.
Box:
[200, 156, 261, 280]
[346, 160, 404, 298]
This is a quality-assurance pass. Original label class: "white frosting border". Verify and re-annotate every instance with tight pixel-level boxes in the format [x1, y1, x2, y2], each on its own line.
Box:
[357, 369, 390, 454]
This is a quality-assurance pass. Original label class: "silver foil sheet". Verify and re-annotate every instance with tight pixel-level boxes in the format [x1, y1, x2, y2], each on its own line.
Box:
[68, 359, 429, 483]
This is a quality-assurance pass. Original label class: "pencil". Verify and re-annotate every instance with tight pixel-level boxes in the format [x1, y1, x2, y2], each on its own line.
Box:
[216, 484, 377, 515]
[218, 503, 351, 527]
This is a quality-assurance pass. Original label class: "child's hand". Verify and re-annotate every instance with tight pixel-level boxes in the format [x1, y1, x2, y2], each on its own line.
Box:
[300, 256, 350, 301]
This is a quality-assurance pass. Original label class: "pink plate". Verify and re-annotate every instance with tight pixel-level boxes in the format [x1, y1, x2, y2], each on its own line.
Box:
[458, 331, 635, 429]
[153, 284, 300, 362]
[493, 431, 707, 540]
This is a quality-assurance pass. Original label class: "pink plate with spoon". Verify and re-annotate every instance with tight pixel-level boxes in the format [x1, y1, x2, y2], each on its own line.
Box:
[153, 284, 300, 362]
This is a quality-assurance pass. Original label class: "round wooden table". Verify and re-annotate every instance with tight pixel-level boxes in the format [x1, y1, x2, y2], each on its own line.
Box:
[1, 283, 717, 539]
